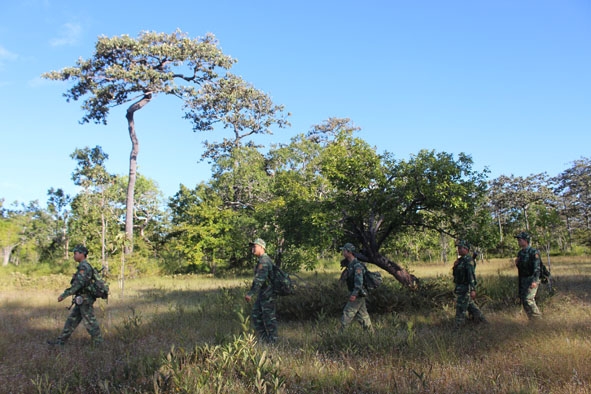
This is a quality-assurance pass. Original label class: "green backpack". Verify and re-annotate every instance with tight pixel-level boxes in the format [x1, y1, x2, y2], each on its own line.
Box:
[540, 261, 551, 284]
[363, 266, 383, 291]
[271, 264, 295, 296]
[87, 267, 110, 300]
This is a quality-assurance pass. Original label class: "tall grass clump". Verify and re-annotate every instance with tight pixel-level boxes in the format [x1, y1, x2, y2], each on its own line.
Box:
[155, 334, 285, 394]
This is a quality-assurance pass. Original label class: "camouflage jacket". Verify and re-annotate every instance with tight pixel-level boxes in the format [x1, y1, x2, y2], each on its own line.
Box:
[516, 246, 541, 282]
[247, 253, 274, 297]
[61, 259, 93, 298]
[453, 254, 477, 292]
[345, 258, 366, 297]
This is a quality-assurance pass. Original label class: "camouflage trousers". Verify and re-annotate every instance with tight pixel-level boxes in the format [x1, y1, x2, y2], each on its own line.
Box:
[455, 286, 485, 326]
[251, 290, 277, 343]
[58, 297, 103, 345]
[519, 277, 542, 319]
[341, 297, 373, 332]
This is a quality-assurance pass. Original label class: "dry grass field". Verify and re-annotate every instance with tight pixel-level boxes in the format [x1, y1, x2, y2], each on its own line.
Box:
[1, 256, 590, 393]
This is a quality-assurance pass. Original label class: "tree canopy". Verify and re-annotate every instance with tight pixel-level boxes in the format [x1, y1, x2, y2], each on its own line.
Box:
[42, 30, 288, 255]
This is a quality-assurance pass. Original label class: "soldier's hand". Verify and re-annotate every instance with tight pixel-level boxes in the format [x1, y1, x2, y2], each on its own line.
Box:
[470, 290, 476, 299]
[245, 295, 252, 302]
[57, 295, 64, 302]
[349, 295, 357, 302]
[530, 282, 538, 289]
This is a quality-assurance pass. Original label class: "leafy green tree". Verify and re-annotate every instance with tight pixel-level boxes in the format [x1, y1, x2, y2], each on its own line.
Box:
[210, 146, 273, 210]
[0, 201, 54, 265]
[488, 173, 555, 236]
[167, 72, 289, 272]
[553, 157, 591, 248]
[186, 73, 290, 218]
[112, 175, 166, 252]
[43, 30, 236, 254]
[268, 130, 339, 258]
[311, 119, 489, 287]
[0, 208, 28, 266]
[69, 146, 118, 269]
[47, 187, 72, 259]
[185, 73, 290, 163]
[167, 183, 245, 273]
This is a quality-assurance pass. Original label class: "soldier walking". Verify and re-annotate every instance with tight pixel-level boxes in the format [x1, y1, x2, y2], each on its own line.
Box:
[340, 243, 374, 333]
[453, 240, 487, 327]
[48, 245, 103, 346]
[245, 238, 278, 344]
[515, 232, 543, 320]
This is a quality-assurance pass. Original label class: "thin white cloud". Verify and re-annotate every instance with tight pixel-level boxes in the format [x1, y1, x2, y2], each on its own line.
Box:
[0, 45, 18, 61]
[0, 45, 18, 71]
[50, 22, 82, 47]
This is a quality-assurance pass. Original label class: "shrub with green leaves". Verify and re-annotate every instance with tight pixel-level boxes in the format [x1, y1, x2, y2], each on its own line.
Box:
[155, 334, 285, 394]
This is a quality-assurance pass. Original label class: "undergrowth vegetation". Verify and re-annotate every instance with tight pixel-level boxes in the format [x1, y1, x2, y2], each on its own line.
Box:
[0, 257, 590, 393]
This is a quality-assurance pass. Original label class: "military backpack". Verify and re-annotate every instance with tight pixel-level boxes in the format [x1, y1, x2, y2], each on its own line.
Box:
[87, 267, 110, 300]
[363, 266, 383, 291]
[271, 264, 295, 296]
[539, 261, 551, 284]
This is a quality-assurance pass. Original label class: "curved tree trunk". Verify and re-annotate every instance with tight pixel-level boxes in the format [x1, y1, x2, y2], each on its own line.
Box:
[355, 250, 419, 289]
[348, 212, 419, 288]
[124, 93, 152, 255]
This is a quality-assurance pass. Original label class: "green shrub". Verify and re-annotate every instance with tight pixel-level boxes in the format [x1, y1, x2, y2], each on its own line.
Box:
[276, 273, 455, 321]
[155, 334, 285, 394]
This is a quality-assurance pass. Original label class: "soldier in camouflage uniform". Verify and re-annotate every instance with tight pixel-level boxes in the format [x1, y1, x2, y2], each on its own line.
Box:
[245, 238, 278, 343]
[48, 245, 103, 346]
[340, 243, 373, 333]
[514, 232, 542, 319]
[453, 240, 487, 327]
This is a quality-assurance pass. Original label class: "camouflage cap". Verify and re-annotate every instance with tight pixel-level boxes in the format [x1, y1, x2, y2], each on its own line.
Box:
[72, 245, 88, 255]
[249, 238, 266, 249]
[455, 240, 471, 250]
[340, 243, 356, 252]
[514, 232, 530, 241]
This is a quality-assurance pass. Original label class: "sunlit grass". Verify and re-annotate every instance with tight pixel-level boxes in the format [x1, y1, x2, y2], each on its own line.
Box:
[0, 257, 590, 393]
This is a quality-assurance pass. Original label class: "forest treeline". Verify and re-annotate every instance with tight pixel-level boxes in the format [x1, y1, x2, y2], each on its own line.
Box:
[2, 123, 589, 283]
[2, 31, 590, 283]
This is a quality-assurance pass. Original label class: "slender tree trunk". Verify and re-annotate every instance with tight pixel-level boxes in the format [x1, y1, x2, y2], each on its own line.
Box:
[62, 225, 68, 259]
[101, 206, 108, 273]
[120, 251, 125, 299]
[439, 232, 448, 264]
[125, 111, 138, 255]
[497, 209, 503, 242]
[2, 245, 17, 266]
[124, 93, 152, 254]
[561, 199, 573, 250]
[523, 205, 530, 231]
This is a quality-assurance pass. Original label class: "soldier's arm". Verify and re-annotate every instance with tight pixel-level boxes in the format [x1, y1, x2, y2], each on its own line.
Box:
[247, 257, 273, 297]
[531, 249, 541, 282]
[60, 263, 91, 298]
[467, 258, 478, 292]
[351, 263, 364, 297]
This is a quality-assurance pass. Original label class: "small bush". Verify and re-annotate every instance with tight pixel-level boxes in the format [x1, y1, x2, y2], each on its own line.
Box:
[155, 334, 285, 394]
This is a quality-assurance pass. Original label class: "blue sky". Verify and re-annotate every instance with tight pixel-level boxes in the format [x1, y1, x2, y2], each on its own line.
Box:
[1, 0, 590, 206]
